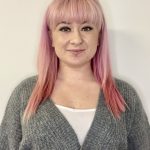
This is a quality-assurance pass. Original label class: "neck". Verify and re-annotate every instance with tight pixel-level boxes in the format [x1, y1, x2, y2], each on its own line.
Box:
[57, 62, 96, 83]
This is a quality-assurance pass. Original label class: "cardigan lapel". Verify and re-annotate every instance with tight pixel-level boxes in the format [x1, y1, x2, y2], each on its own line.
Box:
[80, 90, 118, 149]
[40, 89, 117, 149]
[41, 98, 81, 149]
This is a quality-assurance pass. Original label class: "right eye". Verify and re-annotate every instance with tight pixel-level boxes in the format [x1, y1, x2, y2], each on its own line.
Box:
[59, 27, 71, 32]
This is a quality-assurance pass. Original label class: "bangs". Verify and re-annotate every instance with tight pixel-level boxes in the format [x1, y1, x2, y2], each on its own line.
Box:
[47, 0, 104, 30]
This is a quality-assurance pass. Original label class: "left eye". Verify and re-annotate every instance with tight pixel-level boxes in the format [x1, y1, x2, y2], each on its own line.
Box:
[82, 26, 93, 31]
[59, 27, 71, 32]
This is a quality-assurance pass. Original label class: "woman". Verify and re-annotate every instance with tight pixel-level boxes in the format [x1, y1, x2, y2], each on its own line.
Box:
[0, 0, 150, 149]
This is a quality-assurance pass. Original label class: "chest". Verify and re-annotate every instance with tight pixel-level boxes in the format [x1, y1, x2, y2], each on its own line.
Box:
[50, 81, 101, 109]
[20, 100, 128, 150]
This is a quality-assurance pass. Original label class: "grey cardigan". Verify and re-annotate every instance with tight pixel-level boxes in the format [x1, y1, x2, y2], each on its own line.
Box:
[0, 76, 150, 150]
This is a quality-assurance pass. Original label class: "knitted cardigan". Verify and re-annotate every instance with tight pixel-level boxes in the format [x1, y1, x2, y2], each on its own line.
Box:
[0, 76, 150, 150]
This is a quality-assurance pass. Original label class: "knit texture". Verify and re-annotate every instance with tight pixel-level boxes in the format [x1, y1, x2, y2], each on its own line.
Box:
[0, 76, 150, 150]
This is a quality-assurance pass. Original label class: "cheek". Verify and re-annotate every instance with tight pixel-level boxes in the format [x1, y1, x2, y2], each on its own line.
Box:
[53, 36, 68, 49]
[88, 35, 99, 49]
[87, 35, 99, 57]
[52, 38, 68, 57]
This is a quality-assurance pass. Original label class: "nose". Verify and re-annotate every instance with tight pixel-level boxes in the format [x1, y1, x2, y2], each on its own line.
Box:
[70, 30, 83, 45]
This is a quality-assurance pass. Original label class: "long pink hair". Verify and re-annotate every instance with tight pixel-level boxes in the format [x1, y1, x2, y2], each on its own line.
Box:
[23, 0, 128, 124]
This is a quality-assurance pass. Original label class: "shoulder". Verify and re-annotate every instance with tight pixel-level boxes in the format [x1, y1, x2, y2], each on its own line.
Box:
[113, 78, 147, 129]
[8, 75, 38, 109]
[113, 78, 142, 119]
[15, 75, 38, 92]
[114, 78, 137, 95]
[9, 75, 38, 96]
[1, 75, 38, 125]
[114, 78, 150, 141]
[113, 77, 140, 108]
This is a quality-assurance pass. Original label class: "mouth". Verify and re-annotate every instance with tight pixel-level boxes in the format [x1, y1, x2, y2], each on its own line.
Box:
[67, 49, 85, 52]
[67, 49, 85, 56]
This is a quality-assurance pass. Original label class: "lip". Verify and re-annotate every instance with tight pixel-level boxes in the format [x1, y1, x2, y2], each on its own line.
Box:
[67, 49, 85, 52]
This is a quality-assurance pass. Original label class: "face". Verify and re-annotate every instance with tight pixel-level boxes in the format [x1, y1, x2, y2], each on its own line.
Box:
[50, 21, 100, 67]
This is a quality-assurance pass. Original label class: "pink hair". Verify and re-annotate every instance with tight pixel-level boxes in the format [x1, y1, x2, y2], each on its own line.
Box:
[23, 0, 128, 124]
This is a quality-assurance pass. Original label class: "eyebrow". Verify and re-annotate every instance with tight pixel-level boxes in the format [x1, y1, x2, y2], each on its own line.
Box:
[56, 21, 88, 26]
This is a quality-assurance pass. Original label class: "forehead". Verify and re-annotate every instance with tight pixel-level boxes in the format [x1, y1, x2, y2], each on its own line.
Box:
[47, 0, 104, 32]
[50, 17, 96, 29]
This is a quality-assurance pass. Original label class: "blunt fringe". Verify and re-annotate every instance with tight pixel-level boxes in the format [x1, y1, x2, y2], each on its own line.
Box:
[23, 0, 128, 124]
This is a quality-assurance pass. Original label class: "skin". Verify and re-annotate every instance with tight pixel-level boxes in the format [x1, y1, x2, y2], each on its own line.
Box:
[50, 21, 100, 83]
[49, 21, 101, 108]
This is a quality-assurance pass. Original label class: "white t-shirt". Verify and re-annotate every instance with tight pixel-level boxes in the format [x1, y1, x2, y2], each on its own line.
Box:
[55, 104, 96, 146]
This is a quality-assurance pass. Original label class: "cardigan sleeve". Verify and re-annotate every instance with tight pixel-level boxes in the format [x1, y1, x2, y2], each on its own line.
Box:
[0, 85, 22, 150]
[115, 78, 150, 150]
[127, 90, 150, 150]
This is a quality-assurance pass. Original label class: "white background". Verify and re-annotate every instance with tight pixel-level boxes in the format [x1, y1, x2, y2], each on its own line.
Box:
[0, 0, 150, 123]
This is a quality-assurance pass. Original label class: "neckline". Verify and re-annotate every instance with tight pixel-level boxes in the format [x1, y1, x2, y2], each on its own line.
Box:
[40, 88, 115, 149]
[48, 88, 103, 146]
[55, 104, 96, 112]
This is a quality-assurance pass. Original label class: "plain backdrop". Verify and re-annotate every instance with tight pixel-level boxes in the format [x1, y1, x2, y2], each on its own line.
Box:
[0, 0, 150, 123]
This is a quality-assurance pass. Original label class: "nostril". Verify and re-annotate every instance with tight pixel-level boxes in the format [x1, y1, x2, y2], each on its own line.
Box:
[70, 39, 83, 45]
[70, 37, 83, 45]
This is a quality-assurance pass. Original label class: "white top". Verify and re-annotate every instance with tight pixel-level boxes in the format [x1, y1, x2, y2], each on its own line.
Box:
[55, 104, 96, 146]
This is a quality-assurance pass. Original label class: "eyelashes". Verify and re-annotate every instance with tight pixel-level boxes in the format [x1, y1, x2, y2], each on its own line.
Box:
[59, 26, 93, 32]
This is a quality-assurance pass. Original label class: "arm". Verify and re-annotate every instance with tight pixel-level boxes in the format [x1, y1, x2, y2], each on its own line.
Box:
[115, 78, 150, 150]
[127, 90, 150, 150]
[0, 85, 22, 150]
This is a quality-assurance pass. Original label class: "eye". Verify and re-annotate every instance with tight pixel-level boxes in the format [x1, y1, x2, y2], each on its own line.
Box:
[59, 26, 71, 32]
[82, 26, 93, 31]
